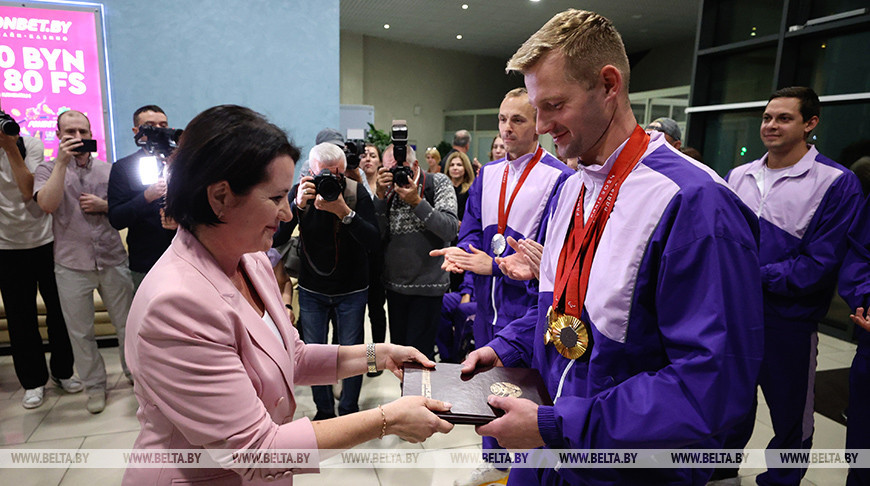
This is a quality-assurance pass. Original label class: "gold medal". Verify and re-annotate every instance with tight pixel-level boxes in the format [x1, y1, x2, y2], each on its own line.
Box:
[544, 306, 590, 359]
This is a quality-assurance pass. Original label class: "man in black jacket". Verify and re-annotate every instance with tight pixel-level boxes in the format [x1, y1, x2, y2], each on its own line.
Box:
[276, 142, 379, 420]
[107, 105, 176, 290]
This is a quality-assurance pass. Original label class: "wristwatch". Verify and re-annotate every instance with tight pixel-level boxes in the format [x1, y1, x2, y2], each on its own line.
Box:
[366, 343, 377, 373]
[341, 210, 356, 225]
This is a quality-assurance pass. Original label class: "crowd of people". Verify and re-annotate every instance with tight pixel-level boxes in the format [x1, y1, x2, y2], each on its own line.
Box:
[0, 7, 869, 486]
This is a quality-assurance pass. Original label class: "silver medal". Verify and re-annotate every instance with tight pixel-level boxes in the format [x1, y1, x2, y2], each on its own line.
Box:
[491, 233, 506, 256]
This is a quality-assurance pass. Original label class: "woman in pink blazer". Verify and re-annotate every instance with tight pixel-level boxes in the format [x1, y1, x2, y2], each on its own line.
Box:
[123, 105, 453, 485]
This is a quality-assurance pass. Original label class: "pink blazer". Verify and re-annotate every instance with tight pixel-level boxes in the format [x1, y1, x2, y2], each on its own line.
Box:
[123, 228, 339, 485]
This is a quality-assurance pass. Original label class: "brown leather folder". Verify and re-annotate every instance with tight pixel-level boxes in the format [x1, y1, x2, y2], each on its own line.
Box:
[401, 363, 553, 425]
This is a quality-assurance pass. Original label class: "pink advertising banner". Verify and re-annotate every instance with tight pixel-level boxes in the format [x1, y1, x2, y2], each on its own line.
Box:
[0, 4, 108, 161]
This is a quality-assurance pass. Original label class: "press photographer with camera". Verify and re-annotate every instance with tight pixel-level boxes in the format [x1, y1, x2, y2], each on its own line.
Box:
[374, 121, 458, 359]
[108, 105, 178, 291]
[276, 142, 379, 420]
[0, 104, 79, 410]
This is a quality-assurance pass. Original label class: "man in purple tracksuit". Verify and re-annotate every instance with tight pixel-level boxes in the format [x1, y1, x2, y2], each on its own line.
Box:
[837, 194, 870, 486]
[724, 86, 863, 485]
[432, 88, 572, 486]
[462, 9, 764, 485]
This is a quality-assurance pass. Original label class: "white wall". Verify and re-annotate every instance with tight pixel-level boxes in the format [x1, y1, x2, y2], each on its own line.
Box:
[104, 0, 339, 159]
[340, 33, 521, 149]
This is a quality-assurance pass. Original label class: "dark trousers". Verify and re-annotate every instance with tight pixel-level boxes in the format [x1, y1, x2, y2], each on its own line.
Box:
[847, 347, 870, 486]
[386, 290, 442, 360]
[721, 325, 816, 486]
[367, 250, 387, 343]
[0, 243, 75, 389]
[298, 288, 366, 416]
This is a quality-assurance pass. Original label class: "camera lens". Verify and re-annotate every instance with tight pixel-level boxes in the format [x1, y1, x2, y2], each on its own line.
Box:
[0, 116, 20, 136]
[313, 169, 344, 201]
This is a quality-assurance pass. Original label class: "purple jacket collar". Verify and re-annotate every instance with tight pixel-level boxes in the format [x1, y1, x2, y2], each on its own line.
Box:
[746, 145, 818, 181]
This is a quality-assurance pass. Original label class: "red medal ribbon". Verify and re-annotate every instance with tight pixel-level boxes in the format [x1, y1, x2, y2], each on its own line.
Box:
[497, 145, 544, 235]
[553, 125, 650, 319]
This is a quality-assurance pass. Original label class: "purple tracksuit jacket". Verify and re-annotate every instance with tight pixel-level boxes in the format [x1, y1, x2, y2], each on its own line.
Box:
[488, 132, 765, 485]
[456, 146, 572, 344]
[727, 146, 863, 330]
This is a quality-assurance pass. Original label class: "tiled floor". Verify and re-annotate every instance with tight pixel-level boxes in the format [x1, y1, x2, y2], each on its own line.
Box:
[0, 333, 858, 485]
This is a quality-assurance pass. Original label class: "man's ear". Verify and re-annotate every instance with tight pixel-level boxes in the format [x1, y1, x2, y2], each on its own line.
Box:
[206, 180, 233, 219]
[132, 126, 139, 136]
[599, 64, 624, 102]
[805, 115, 820, 136]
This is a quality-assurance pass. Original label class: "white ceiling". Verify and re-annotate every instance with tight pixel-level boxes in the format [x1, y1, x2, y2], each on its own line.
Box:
[340, 0, 700, 59]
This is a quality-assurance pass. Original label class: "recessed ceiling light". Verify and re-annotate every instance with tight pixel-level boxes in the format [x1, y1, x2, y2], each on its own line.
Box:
[462, 4, 468, 9]
[456, 34, 463, 40]
[383, 24, 390, 29]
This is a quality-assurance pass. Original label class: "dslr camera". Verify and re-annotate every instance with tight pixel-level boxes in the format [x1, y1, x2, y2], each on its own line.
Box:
[344, 139, 365, 170]
[389, 119, 413, 187]
[313, 168, 346, 202]
[135, 125, 183, 158]
[0, 110, 21, 136]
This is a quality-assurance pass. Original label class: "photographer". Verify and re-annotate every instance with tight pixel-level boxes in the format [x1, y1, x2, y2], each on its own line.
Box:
[0, 104, 78, 410]
[107, 105, 177, 291]
[374, 135, 458, 360]
[277, 142, 379, 420]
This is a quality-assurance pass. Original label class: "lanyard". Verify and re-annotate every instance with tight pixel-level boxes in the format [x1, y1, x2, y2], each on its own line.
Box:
[553, 126, 649, 318]
[497, 146, 543, 235]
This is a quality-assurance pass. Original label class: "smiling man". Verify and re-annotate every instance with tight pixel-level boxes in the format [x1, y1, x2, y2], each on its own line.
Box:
[722, 87, 863, 485]
[430, 88, 572, 486]
[461, 9, 765, 486]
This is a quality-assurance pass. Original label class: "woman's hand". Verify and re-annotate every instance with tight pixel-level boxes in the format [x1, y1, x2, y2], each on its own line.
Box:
[382, 396, 454, 443]
[376, 343, 434, 379]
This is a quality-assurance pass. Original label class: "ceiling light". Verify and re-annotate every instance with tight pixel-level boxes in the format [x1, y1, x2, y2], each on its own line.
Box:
[462, 4, 468, 9]
[383, 24, 390, 29]
[456, 34, 463, 40]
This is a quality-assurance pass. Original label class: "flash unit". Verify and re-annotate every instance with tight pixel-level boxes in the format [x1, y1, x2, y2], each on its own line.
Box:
[139, 156, 161, 186]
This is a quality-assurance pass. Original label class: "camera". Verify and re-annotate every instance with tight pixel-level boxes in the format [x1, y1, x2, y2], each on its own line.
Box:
[135, 125, 183, 158]
[389, 119, 413, 187]
[313, 168, 346, 201]
[390, 165, 414, 188]
[0, 110, 21, 136]
[344, 139, 365, 170]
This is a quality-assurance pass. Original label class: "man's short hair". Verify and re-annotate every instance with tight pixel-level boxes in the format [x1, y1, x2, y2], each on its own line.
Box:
[503, 87, 537, 115]
[164, 105, 301, 231]
[309, 142, 346, 172]
[133, 105, 166, 126]
[56, 109, 89, 129]
[769, 86, 820, 122]
[453, 130, 471, 148]
[507, 9, 630, 93]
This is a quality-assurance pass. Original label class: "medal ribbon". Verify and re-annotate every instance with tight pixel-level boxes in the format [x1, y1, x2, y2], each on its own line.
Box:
[553, 125, 650, 319]
[497, 145, 544, 235]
